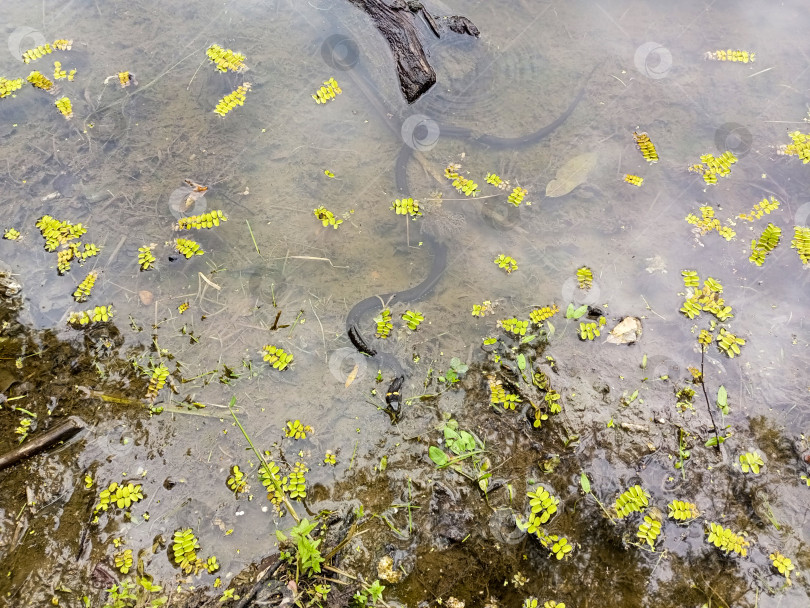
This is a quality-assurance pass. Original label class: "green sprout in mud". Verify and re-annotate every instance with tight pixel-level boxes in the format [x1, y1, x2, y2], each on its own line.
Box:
[770, 552, 795, 585]
[438, 357, 468, 384]
[263, 345, 293, 370]
[95, 481, 144, 514]
[507, 186, 528, 206]
[675, 427, 691, 477]
[738, 196, 779, 221]
[313, 205, 343, 229]
[685, 206, 736, 241]
[429, 417, 489, 490]
[717, 328, 745, 358]
[226, 465, 249, 495]
[137, 245, 156, 271]
[614, 485, 650, 518]
[115, 549, 133, 574]
[390, 197, 422, 218]
[749, 223, 781, 266]
[276, 518, 324, 576]
[494, 254, 518, 273]
[172, 528, 201, 574]
[471, 300, 493, 317]
[498, 317, 528, 335]
[529, 305, 559, 324]
[374, 309, 392, 338]
[351, 579, 385, 607]
[284, 461, 308, 499]
[578, 318, 605, 341]
[285, 419, 312, 439]
[636, 515, 662, 550]
[146, 362, 169, 401]
[15, 417, 32, 443]
[791, 226, 810, 264]
[402, 310, 424, 330]
[177, 210, 228, 230]
[565, 303, 588, 320]
[668, 499, 699, 522]
[739, 451, 764, 474]
[706, 522, 749, 557]
[576, 266, 593, 289]
[174, 237, 204, 258]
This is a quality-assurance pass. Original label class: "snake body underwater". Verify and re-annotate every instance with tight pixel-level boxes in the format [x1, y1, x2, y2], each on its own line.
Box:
[346, 72, 593, 422]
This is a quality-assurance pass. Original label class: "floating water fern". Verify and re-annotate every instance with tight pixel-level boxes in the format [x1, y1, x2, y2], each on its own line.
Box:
[172, 528, 202, 574]
[175, 238, 204, 258]
[688, 151, 737, 184]
[226, 465, 248, 495]
[73, 271, 98, 302]
[177, 210, 227, 229]
[739, 451, 764, 474]
[533, 529, 574, 561]
[95, 481, 144, 513]
[489, 379, 521, 410]
[68, 305, 113, 327]
[0, 76, 23, 98]
[624, 174, 643, 186]
[53, 61, 76, 81]
[679, 273, 733, 322]
[263, 345, 293, 370]
[685, 205, 736, 240]
[614, 485, 650, 518]
[633, 132, 659, 163]
[324, 451, 336, 465]
[526, 486, 560, 531]
[749, 223, 781, 266]
[178, 302, 189, 314]
[706, 522, 749, 557]
[507, 186, 528, 206]
[206, 44, 247, 73]
[471, 300, 493, 317]
[576, 266, 593, 289]
[22, 43, 53, 63]
[54, 96, 72, 119]
[258, 460, 285, 512]
[529, 305, 559, 324]
[26, 70, 56, 93]
[681, 269, 700, 288]
[146, 362, 170, 400]
[498, 317, 528, 336]
[791, 226, 810, 264]
[390, 197, 421, 218]
[704, 49, 755, 63]
[36, 215, 85, 251]
[114, 549, 133, 574]
[770, 552, 795, 584]
[4, 228, 21, 240]
[777, 131, 810, 164]
[402, 310, 424, 330]
[717, 328, 745, 358]
[285, 419, 312, 439]
[738, 196, 780, 221]
[312, 77, 341, 104]
[137, 244, 156, 270]
[284, 461, 308, 499]
[374, 309, 392, 338]
[636, 515, 662, 549]
[494, 254, 518, 273]
[313, 205, 342, 229]
[579, 317, 605, 341]
[486, 173, 507, 188]
[668, 499, 699, 522]
[214, 82, 251, 117]
[445, 164, 480, 196]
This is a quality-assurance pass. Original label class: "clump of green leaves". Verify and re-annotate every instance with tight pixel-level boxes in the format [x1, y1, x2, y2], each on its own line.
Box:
[276, 518, 324, 575]
[259, 460, 286, 513]
[285, 419, 312, 439]
[576, 266, 593, 289]
[14, 417, 32, 443]
[488, 377, 521, 409]
[115, 549, 133, 574]
[494, 254, 518, 273]
[791, 226, 810, 264]
[636, 515, 662, 549]
[717, 328, 745, 358]
[498, 317, 528, 336]
[438, 357, 468, 384]
[313, 206, 343, 229]
[263, 345, 293, 370]
[227, 465, 248, 495]
[445, 164, 480, 196]
[137, 244, 156, 271]
[68, 304, 113, 327]
[284, 461, 308, 499]
[351, 580, 385, 607]
[471, 300, 493, 317]
[529, 305, 559, 324]
[172, 528, 201, 574]
[706, 522, 749, 557]
[533, 529, 574, 560]
[429, 417, 490, 491]
[679, 272, 733, 322]
[174, 238, 203, 258]
[390, 197, 421, 218]
[177, 210, 228, 230]
[739, 451, 764, 474]
[749, 223, 781, 266]
[374, 309, 392, 338]
[146, 362, 169, 401]
[508, 186, 528, 206]
[668, 499, 699, 522]
[615, 485, 650, 518]
[526, 485, 560, 532]
[770, 551, 795, 584]
[578, 318, 605, 341]
[95, 481, 144, 514]
[402, 310, 424, 330]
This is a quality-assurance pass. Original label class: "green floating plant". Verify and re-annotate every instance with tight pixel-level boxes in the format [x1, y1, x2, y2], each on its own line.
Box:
[54, 96, 72, 119]
[738, 196, 779, 221]
[508, 186, 528, 207]
[312, 77, 342, 104]
[22, 43, 53, 63]
[3, 228, 21, 240]
[285, 419, 312, 439]
[526, 486, 560, 532]
[489, 380, 521, 410]
[637, 515, 662, 549]
[36, 215, 85, 251]
[214, 82, 251, 117]
[791, 226, 810, 264]
[313, 205, 343, 229]
[175, 238, 204, 258]
[778, 131, 810, 163]
[680, 274, 733, 322]
[577, 266, 593, 289]
[445, 164, 480, 196]
[27, 70, 56, 93]
[206, 44, 247, 73]
[259, 459, 286, 513]
[146, 362, 169, 401]
[717, 328, 745, 358]
[770, 551, 795, 585]
[137, 244, 156, 270]
[578, 318, 605, 341]
[498, 317, 528, 336]
[114, 549, 133, 574]
[615, 485, 650, 518]
[390, 197, 422, 218]
[530, 305, 559, 324]
[73, 271, 98, 302]
[471, 300, 493, 317]
[172, 528, 202, 574]
[685, 205, 736, 241]
[494, 254, 518, 273]
[486, 172, 507, 189]
[0, 76, 24, 98]
[402, 310, 424, 330]
[668, 499, 699, 522]
[324, 451, 336, 465]
[688, 151, 737, 184]
[534, 529, 574, 561]
[67, 305, 113, 327]
[177, 210, 228, 230]
[749, 223, 781, 266]
[706, 522, 749, 557]
[682, 269, 700, 288]
[522, 599, 565, 608]
[739, 451, 764, 474]
[227, 465, 248, 495]
[375, 309, 392, 338]
[284, 461, 308, 499]
[95, 481, 144, 514]
[263, 345, 293, 370]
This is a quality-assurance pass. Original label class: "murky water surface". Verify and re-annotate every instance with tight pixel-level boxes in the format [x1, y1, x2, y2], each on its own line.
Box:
[1, 1, 809, 606]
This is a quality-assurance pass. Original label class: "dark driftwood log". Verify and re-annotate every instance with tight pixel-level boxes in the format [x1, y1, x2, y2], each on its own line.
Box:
[0, 416, 84, 471]
[346, 0, 479, 103]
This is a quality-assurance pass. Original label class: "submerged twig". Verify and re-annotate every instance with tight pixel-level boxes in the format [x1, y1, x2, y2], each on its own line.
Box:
[0, 417, 85, 471]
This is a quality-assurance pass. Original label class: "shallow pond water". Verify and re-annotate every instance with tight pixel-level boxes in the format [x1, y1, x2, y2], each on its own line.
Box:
[0, 1, 809, 607]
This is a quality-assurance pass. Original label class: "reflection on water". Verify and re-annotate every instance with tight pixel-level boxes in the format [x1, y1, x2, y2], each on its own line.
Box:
[0, 0, 809, 605]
